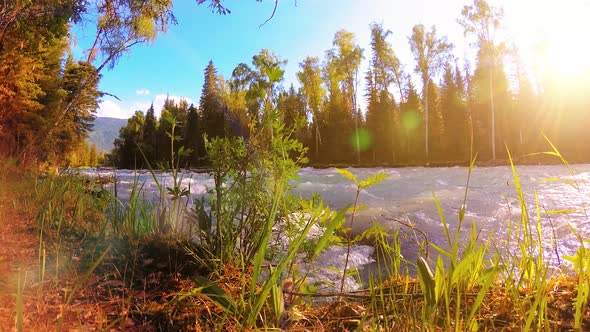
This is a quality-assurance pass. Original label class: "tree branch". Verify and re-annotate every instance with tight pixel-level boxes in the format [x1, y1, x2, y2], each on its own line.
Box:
[259, 0, 279, 28]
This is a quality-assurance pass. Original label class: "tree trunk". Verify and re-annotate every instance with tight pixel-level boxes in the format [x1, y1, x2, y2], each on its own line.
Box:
[489, 65, 496, 160]
[353, 72, 360, 164]
[314, 121, 320, 161]
[354, 110, 360, 164]
[424, 81, 429, 161]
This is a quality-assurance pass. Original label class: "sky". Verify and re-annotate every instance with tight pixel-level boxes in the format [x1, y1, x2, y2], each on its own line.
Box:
[71, 0, 590, 119]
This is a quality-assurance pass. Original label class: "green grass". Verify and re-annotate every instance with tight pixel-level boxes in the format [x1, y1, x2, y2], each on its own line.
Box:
[4, 132, 590, 330]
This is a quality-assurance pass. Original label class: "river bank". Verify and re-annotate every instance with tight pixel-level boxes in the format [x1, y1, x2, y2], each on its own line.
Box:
[95, 155, 571, 174]
[3, 159, 590, 330]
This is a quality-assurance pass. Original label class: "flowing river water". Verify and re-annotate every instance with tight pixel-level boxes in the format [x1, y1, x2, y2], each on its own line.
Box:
[79, 165, 590, 291]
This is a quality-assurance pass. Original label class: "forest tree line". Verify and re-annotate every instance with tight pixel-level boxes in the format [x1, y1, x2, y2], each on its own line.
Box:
[1, 0, 588, 170]
[111, 1, 590, 168]
[0, 0, 244, 169]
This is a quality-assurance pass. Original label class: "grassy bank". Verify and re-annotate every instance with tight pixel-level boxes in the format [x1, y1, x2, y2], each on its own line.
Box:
[2, 130, 590, 331]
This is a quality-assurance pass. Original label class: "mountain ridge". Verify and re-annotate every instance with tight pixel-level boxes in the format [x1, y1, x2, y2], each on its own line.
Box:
[88, 117, 127, 153]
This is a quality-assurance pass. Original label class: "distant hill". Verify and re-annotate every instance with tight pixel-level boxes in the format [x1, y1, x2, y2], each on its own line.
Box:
[88, 117, 127, 153]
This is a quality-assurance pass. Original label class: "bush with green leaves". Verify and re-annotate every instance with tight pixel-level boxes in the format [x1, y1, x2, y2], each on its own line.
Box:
[183, 111, 381, 327]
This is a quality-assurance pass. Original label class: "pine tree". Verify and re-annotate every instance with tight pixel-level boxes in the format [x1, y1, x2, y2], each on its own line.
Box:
[278, 85, 307, 144]
[157, 108, 174, 166]
[440, 64, 471, 160]
[366, 23, 402, 164]
[320, 31, 363, 164]
[365, 71, 397, 163]
[35, 39, 72, 165]
[154, 97, 190, 166]
[113, 111, 146, 168]
[89, 143, 98, 167]
[426, 80, 444, 160]
[43, 59, 103, 166]
[400, 80, 423, 162]
[184, 104, 203, 167]
[327, 30, 363, 164]
[0, 0, 78, 161]
[365, 69, 379, 162]
[200, 61, 225, 139]
[322, 53, 354, 163]
[79, 142, 90, 167]
[172, 99, 189, 129]
[142, 103, 159, 162]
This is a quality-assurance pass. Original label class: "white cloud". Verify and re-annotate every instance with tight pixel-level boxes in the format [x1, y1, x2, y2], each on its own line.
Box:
[97, 99, 133, 119]
[135, 89, 150, 95]
[96, 94, 195, 119]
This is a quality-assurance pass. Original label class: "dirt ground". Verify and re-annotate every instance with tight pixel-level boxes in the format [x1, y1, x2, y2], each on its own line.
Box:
[0, 180, 106, 331]
[0, 185, 41, 331]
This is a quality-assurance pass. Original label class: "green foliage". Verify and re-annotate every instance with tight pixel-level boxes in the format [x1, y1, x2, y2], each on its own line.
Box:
[90, 0, 175, 70]
[0, 1, 80, 161]
[111, 98, 196, 169]
[193, 276, 237, 314]
[201, 61, 226, 141]
[417, 256, 436, 320]
[365, 53, 399, 164]
[141, 104, 159, 162]
[61, 60, 102, 136]
[277, 85, 308, 143]
[184, 105, 201, 158]
[36, 174, 110, 239]
[335, 168, 357, 184]
[8, 2, 590, 328]
[313, 204, 351, 257]
[68, 141, 103, 167]
[335, 168, 390, 293]
[0, 0, 190, 166]
[401, 154, 503, 330]
[297, 56, 326, 160]
[360, 172, 390, 189]
[198, 135, 248, 263]
[113, 111, 146, 168]
[440, 63, 471, 160]
[4, 0, 590, 169]
[409, 24, 453, 161]
[13, 118, 590, 330]
[564, 237, 590, 331]
[183, 112, 339, 328]
[319, 30, 363, 164]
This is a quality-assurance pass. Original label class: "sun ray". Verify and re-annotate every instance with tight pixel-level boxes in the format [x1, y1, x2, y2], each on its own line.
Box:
[505, 0, 590, 80]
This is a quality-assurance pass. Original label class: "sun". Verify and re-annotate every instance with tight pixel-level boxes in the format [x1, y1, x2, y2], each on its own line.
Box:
[505, 0, 590, 80]
[539, 17, 590, 79]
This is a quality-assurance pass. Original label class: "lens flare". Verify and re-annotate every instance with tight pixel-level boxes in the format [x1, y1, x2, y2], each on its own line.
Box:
[402, 111, 421, 130]
[351, 129, 372, 152]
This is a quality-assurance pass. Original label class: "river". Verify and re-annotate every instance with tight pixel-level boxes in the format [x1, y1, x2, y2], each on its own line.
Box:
[79, 164, 590, 290]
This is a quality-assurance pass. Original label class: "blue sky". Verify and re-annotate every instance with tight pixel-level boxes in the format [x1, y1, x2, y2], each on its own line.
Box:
[71, 0, 589, 119]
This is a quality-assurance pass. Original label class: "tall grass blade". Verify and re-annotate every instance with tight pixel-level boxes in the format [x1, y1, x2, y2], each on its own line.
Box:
[313, 205, 350, 257]
[194, 276, 236, 314]
[15, 268, 24, 332]
[417, 256, 436, 319]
